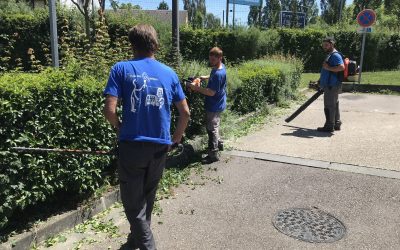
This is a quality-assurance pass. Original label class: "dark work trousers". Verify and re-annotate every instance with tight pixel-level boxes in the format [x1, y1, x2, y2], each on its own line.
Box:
[206, 111, 222, 157]
[118, 141, 168, 250]
[323, 85, 341, 126]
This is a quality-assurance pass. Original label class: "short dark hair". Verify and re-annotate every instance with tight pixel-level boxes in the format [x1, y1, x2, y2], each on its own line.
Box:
[323, 37, 336, 46]
[128, 24, 159, 54]
[209, 47, 223, 58]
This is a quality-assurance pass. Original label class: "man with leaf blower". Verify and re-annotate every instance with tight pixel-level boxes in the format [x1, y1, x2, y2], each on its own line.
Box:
[103, 24, 190, 250]
[318, 37, 345, 133]
[188, 47, 227, 164]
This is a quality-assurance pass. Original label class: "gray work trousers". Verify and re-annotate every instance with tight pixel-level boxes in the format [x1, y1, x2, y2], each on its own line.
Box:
[323, 85, 341, 126]
[206, 111, 222, 155]
[118, 141, 168, 250]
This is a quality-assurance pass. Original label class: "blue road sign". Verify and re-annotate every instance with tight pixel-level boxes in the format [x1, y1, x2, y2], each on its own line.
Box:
[228, 0, 261, 6]
[280, 11, 306, 28]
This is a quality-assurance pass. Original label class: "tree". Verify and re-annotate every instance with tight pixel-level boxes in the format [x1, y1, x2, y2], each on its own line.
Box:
[299, 0, 319, 24]
[384, 0, 400, 25]
[261, 0, 281, 28]
[71, 0, 92, 40]
[248, 6, 261, 26]
[205, 13, 221, 29]
[353, 0, 382, 18]
[321, 0, 346, 24]
[183, 0, 206, 28]
[157, 1, 169, 10]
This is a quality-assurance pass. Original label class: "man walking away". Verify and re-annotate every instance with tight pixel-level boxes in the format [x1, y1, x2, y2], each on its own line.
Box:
[103, 24, 190, 250]
[318, 37, 345, 133]
[188, 47, 227, 164]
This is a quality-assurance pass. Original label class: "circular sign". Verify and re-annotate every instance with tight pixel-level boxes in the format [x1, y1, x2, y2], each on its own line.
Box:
[357, 9, 376, 27]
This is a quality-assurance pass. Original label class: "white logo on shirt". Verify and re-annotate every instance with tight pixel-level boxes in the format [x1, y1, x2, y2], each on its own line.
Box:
[130, 72, 165, 112]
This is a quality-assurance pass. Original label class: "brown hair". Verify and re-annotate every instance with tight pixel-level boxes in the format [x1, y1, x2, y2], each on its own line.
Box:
[323, 37, 336, 46]
[209, 47, 223, 58]
[128, 24, 159, 54]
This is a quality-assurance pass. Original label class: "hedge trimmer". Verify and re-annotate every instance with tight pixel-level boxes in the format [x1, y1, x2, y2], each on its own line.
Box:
[10, 143, 184, 157]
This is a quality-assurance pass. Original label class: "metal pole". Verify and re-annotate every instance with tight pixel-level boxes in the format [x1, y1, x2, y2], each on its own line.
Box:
[172, 0, 179, 61]
[48, 0, 59, 68]
[222, 10, 225, 27]
[226, 0, 229, 27]
[358, 30, 367, 84]
[233, 0, 235, 29]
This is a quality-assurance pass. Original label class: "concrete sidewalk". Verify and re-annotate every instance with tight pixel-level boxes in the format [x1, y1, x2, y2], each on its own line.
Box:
[235, 93, 400, 171]
[37, 156, 400, 250]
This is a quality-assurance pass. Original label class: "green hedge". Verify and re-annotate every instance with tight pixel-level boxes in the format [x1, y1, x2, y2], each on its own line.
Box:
[0, 70, 115, 232]
[1, 9, 399, 72]
[231, 57, 303, 114]
[180, 28, 400, 72]
[0, 57, 301, 232]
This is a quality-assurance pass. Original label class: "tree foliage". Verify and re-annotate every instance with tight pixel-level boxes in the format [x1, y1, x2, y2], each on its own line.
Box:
[157, 1, 169, 10]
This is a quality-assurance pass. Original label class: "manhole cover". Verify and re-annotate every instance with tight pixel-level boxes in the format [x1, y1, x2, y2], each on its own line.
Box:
[272, 208, 346, 243]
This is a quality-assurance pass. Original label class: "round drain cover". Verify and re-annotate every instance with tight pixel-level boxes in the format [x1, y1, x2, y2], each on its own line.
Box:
[273, 208, 346, 243]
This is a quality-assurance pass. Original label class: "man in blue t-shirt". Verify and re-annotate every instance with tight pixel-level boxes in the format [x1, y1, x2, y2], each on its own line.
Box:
[318, 37, 345, 133]
[188, 47, 227, 164]
[103, 24, 190, 250]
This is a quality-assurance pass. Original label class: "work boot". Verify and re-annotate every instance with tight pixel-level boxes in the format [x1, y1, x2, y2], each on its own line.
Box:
[218, 140, 224, 151]
[318, 108, 334, 132]
[202, 151, 219, 165]
[317, 125, 334, 133]
[334, 121, 342, 131]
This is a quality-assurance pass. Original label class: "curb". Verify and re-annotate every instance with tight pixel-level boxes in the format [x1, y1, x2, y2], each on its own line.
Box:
[1, 139, 204, 250]
[225, 150, 400, 180]
[342, 83, 400, 93]
[0, 189, 121, 250]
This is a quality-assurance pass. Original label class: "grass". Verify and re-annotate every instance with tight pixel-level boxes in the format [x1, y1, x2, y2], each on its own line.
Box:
[360, 71, 400, 85]
[301, 71, 400, 88]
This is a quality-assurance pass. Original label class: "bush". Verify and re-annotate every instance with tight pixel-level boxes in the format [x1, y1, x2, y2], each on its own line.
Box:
[0, 69, 115, 232]
[231, 57, 303, 114]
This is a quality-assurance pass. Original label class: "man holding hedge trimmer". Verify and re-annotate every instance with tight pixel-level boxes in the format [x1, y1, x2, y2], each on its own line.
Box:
[103, 24, 190, 250]
[188, 47, 227, 164]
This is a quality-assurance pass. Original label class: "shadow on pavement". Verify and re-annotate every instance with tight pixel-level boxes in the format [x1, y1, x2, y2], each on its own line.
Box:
[281, 125, 333, 138]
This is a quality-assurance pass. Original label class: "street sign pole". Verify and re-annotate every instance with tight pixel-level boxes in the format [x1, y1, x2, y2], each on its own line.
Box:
[48, 0, 59, 68]
[233, 0, 236, 29]
[226, 0, 229, 27]
[358, 30, 367, 84]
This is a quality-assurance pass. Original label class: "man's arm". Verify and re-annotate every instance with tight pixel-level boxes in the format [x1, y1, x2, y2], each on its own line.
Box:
[172, 99, 190, 144]
[189, 84, 216, 96]
[323, 62, 345, 72]
[103, 95, 121, 131]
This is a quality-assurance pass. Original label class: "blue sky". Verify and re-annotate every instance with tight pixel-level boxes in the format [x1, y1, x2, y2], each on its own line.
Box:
[109, 0, 354, 26]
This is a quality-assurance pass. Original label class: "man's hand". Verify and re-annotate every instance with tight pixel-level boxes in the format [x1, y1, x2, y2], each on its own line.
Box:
[172, 99, 190, 146]
[323, 62, 330, 70]
[103, 95, 121, 139]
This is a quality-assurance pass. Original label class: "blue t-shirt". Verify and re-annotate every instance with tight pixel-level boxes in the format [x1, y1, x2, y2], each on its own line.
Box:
[320, 51, 344, 87]
[103, 58, 185, 145]
[205, 64, 227, 112]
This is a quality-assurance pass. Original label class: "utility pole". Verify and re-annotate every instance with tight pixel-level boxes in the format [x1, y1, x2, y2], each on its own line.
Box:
[172, 0, 180, 65]
[226, 0, 229, 27]
[48, 0, 59, 68]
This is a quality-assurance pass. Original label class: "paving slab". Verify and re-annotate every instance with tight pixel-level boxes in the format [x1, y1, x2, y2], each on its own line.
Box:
[234, 93, 400, 171]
